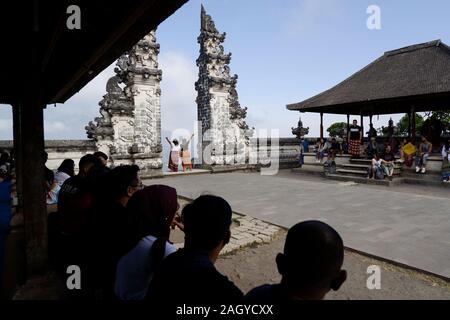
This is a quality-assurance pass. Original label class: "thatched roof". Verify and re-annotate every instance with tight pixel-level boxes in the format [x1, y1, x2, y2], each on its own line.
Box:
[287, 40, 450, 115]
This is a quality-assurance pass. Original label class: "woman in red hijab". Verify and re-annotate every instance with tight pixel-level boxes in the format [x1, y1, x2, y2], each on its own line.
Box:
[115, 185, 180, 300]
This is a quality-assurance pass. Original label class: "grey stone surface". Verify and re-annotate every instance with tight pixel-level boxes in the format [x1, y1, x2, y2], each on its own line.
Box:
[145, 171, 450, 279]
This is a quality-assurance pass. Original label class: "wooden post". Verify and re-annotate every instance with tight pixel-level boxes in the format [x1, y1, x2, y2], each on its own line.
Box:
[12, 99, 48, 276]
[360, 115, 364, 143]
[412, 108, 416, 142]
[408, 112, 412, 139]
[346, 114, 350, 144]
[320, 112, 324, 140]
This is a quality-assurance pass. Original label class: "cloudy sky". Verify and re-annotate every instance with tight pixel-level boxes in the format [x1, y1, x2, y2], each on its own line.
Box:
[1, 0, 450, 140]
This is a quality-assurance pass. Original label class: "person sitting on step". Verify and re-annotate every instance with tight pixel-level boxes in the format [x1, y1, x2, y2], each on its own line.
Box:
[415, 136, 433, 174]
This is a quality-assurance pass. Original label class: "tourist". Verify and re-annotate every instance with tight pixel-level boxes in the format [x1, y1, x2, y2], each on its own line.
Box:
[58, 154, 100, 236]
[381, 147, 395, 181]
[51, 154, 100, 298]
[54, 159, 75, 186]
[366, 137, 378, 160]
[94, 151, 109, 167]
[366, 123, 377, 140]
[415, 136, 433, 174]
[115, 185, 179, 300]
[89, 165, 143, 299]
[329, 137, 342, 160]
[318, 138, 333, 163]
[315, 138, 325, 163]
[399, 138, 414, 167]
[244, 221, 347, 302]
[147, 195, 243, 304]
[91, 151, 111, 178]
[0, 152, 11, 176]
[441, 138, 450, 183]
[45, 169, 61, 205]
[181, 133, 194, 172]
[348, 119, 362, 159]
[368, 153, 384, 180]
[166, 137, 181, 172]
[0, 167, 12, 292]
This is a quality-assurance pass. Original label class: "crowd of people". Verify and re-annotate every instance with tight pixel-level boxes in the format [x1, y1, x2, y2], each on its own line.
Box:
[40, 152, 349, 302]
[311, 127, 450, 182]
[0, 133, 449, 301]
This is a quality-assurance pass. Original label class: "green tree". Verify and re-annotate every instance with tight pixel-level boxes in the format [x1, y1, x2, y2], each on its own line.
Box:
[425, 110, 450, 124]
[327, 122, 347, 138]
[396, 113, 424, 136]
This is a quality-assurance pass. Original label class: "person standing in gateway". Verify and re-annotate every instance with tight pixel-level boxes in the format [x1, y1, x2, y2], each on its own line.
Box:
[348, 119, 362, 159]
[166, 137, 181, 172]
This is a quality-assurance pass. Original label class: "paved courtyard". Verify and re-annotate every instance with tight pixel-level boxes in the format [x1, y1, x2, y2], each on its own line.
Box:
[146, 171, 450, 279]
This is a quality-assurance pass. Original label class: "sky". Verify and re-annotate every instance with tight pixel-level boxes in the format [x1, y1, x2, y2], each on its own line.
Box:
[1, 0, 450, 141]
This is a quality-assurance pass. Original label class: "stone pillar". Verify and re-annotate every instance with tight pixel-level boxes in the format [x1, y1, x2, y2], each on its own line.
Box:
[195, 5, 252, 168]
[86, 30, 163, 175]
[13, 99, 47, 276]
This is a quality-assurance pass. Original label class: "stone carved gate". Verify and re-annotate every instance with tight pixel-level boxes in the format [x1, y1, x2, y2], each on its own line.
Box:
[87, 6, 251, 173]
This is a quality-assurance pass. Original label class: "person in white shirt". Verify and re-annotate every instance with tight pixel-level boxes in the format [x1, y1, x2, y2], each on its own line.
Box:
[166, 137, 181, 172]
[115, 185, 181, 300]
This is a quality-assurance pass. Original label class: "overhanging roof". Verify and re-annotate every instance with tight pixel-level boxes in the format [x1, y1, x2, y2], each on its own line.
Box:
[0, 0, 187, 105]
[287, 40, 450, 115]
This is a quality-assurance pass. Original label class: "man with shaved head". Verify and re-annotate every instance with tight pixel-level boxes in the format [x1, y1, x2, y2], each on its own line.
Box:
[245, 221, 347, 301]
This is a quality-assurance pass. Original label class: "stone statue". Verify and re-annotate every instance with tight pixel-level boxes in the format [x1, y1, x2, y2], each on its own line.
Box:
[292, 116, 309, 139]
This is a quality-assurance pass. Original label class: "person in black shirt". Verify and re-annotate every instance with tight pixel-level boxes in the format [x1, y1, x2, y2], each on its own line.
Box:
[245, 221, 347, 302]
[88, 165, 143, 299]
[348, 119, 362, 158]
[147, 195, 243, 304]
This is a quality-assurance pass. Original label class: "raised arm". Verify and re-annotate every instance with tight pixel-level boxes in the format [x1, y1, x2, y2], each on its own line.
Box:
[165, 137, 173, 146]
[187, 133, 194, 144]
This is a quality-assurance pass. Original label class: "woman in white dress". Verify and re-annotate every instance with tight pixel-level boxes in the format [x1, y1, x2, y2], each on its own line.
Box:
[166, 137, 181, 172]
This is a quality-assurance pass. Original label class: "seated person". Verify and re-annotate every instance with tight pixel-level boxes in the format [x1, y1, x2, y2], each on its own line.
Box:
[383, 145, 396, 162]
[317, 138, 333, 163]
[147, 195, 243, 304]
[244, 221, 346, 302]
[415, 136, 433, 174]
[399, 138, 414, 167]
[115, 185, 180, 300]
[368, 153, 385, 180]
[328, 138, 342, 160]
[381, 147, 395, 180]
[315, 138, 325, 162]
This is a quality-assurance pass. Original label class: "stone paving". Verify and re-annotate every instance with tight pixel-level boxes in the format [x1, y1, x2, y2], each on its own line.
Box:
[145, 171, 450, 279]
[172, 199, 284, 255]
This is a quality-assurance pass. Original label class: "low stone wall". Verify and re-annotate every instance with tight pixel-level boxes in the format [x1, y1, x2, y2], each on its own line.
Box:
[0, 140, 96, 171]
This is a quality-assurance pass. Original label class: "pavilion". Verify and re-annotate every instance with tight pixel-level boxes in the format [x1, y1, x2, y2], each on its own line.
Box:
[287, 40, 450, 141]
[0, 0, 187, 284]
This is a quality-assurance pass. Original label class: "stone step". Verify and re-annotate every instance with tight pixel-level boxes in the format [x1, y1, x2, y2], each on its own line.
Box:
[341, 164, 402, 175]
[337, 168, 368, 176]
[327, 174, 395, 186]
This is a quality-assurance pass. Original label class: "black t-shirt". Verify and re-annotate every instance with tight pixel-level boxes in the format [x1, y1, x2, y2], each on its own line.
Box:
[349, 125, 361, 140]
[147, 249, 243, 304]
